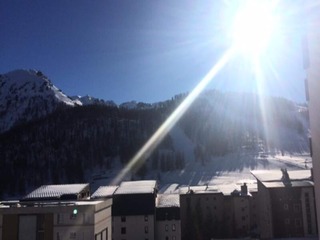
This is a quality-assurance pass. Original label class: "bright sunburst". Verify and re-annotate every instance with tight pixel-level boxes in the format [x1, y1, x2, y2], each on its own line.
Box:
[111, 1, 288, 184]
[232, 0, 279, 57]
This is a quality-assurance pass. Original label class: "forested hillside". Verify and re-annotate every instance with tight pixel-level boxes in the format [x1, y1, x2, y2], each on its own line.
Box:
[0, 91, 309, 198]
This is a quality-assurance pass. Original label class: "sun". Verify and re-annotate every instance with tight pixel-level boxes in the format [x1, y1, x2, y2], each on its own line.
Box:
[232, 1, 278, 57]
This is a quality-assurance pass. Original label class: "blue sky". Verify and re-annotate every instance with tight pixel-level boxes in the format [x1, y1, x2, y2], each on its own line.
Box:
[0, 0, 308, 104]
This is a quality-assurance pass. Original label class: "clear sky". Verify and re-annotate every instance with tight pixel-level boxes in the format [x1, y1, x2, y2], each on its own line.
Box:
[0, 0, 309, 104]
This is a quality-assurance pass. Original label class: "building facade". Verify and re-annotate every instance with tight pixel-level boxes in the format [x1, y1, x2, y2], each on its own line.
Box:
[0, 184, 112, 240]
[111, 180, 157, 240]
[179, 183, 257, 239]
[155, 194, 181, 240]
[252, 169, 317, 239]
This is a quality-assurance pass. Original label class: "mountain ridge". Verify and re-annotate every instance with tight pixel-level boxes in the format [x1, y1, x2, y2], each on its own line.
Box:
[0, 69, 310, 198]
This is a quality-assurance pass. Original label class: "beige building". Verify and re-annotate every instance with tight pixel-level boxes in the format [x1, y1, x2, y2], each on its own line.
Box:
[252, 169, 317, 239]
[0, 184, 112, 240]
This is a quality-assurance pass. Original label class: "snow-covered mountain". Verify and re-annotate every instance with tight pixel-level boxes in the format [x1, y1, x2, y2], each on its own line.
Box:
[0, 69, 311, 198]
[71, 95, 117, 107]
[0, 69, 81, 133]
[119, 101, 154, 109]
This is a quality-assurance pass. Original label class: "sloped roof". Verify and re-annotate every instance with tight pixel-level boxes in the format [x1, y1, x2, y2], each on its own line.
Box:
[23, 183, 89, 201]
[91, 186, 118, 199]
[114, 180, 157, 195]
[156, 194, 180, 208]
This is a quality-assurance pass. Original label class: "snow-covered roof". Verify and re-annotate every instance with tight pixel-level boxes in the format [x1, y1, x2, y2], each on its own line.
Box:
[91, 186, 118, 199]
[114, 180, 157, 195]
[179, 185, 220, 195]
[23, 184, 89, 201]
[179, 181, 257, 196]
[251, 169, 313, 188]
[156, 194, 180, 208]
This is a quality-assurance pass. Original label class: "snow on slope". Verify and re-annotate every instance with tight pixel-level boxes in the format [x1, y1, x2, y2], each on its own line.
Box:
[0, 69, 81, 133]
[157, 123, 311, 190]
[71, 95, 117, 107]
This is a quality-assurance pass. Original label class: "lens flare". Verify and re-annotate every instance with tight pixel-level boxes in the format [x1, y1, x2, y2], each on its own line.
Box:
[111, 47, 235, 185]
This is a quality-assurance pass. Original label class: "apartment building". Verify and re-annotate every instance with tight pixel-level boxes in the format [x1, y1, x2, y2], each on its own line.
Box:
[155, 194, 180, 240]
[179, 183, 257, 239]
[252, 169, 317, 239]
[224, 183, 259, 238]
[111, 180, 157, 240]
[0, 184, 112, 240]
[179, 185, 224, 239]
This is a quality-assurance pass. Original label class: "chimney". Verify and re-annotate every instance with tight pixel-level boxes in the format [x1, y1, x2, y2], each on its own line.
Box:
[281, 168, 291, 186]
[241, 183, 248, 196]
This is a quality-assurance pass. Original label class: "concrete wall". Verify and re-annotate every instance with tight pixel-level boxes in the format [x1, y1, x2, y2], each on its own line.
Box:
[94, 201, 112, 240]
[233, 196, 251, 236]
[0, 214, 2, 240]
[113, 215, 155, 240]
[256, 182, 273, 239]
[180, 192, 224, 239]
[306, 8, 320, 236]
[0, 200, 112, 240]
[301, 187, 317, 237]
[156, 220, 180, 240]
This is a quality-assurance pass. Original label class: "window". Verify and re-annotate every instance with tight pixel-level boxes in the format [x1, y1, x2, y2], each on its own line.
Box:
[294, 204, 301, 212]
[70, 213, 77, 220]
[309, 138, 313, 157]
[57, 232, 60, 240]
[295, 219, 302, 227]
[302, 34, 309, 69]
[285, 218, 290, 225]
[121, 216, 126, 222]
[70, 232, 76, 239]
[172, 224, 176, 231]
[144, 215, 148, 222]
[121, 227, 126, 234]
[37, 215, 45, 231]
[284, 204, 289, 210]
[95, 233, 102, 240]
[145, 226, 148, 234]
[305, 78, 310, 101]
[165, 225, 168, 231]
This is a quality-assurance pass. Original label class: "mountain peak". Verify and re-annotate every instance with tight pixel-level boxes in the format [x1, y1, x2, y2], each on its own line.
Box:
[0, 69, 81, 133]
